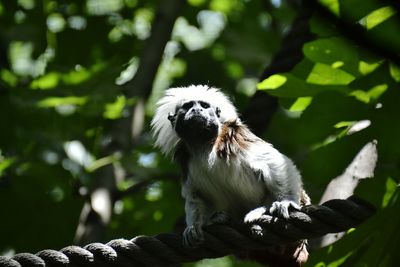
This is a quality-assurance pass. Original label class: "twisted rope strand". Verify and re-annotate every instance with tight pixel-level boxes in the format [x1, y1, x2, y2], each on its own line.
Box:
[0, 198, 375, 267]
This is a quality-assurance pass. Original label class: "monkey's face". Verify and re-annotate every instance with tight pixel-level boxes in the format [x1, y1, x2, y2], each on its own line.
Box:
[169, 100, 221, 145]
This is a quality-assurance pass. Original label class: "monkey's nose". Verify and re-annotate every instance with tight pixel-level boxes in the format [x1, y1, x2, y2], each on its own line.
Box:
[191, 108, 203, 114]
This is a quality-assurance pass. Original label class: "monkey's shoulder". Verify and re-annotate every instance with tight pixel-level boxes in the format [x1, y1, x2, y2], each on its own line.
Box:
[214, 119, 262, 159]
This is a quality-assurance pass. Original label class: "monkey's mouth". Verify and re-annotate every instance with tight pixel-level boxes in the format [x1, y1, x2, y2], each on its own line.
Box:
[185, 113, 215, 129]
[188, 113, 205, 122]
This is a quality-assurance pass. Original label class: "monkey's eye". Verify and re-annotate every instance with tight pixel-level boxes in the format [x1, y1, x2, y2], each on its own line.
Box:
[181, 101, 194, 110]
[199, 101, 210, 108]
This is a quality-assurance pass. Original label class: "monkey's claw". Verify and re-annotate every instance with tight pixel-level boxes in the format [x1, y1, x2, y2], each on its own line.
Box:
[244, 207, 267, 224]
[249, 224, 264, 237]
[183, 225, 204, 248]
[269, 200, 300, 219]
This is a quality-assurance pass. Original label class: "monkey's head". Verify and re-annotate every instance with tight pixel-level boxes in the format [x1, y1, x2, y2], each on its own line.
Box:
[170, 99, 221, 145]
[151, 85, 238, 154]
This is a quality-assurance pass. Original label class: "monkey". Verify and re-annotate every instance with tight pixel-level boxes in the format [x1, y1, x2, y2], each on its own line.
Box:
[151, 85, 310, 266]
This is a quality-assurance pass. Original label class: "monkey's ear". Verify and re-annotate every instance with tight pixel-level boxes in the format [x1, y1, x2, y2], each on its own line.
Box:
[168, 112, 177, 126]
[215, 107, 221, 118]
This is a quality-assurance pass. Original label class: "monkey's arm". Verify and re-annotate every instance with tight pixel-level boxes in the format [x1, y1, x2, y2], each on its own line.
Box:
[246, 142, 303, 219]
[181, 181, 211, 247]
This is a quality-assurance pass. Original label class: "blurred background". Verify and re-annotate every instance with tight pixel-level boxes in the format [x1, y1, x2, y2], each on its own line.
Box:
[0, 0, 399, 266]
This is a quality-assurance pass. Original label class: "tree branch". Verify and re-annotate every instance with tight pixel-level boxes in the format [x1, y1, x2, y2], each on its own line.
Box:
[309, 140, 378, 249]
[307, 0, 400, 66]
[123, 0, 185, 99]
[242, 6, 315, 135]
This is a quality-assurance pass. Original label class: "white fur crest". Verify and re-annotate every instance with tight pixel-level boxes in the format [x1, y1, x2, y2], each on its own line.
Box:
[151, 85, 238, 155]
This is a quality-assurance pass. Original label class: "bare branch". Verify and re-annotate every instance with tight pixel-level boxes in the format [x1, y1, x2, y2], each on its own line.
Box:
[309, 140, 378, 249]
[124, 0, 185, 99]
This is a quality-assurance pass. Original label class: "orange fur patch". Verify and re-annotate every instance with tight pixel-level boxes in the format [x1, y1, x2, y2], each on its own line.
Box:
[214, 120, 257, 159]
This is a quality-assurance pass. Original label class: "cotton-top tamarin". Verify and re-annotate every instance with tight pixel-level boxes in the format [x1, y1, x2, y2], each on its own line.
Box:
[151, 85, 309, 264]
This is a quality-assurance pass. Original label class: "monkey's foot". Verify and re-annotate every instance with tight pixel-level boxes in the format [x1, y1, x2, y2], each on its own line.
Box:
[209, 211, 231, 224]
[183, 225, 204, 248]
[269, 200, 300, 219]
[244, 207, 267, 224]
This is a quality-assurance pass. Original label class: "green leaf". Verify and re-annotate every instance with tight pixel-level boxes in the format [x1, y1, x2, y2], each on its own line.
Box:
[338, 0, 383, 22]
[382, 177, 398, 208]
[307, 63, 355, 85]
[289, 97, 313, 112]
[187, 0, 206, 7]
[258, 73, 349, 97]
[303, 38, 360, 75]
[358, 60, 382, 75]
[62, 67, 93, 85]
[359, 6, 396, 30]
[350, 84, 388, 103]
[0, 157, 16, 176]
[103, 95, 126, 119]
[37, 96, 88, 108]
[389, 63, 400, 82]
[257, 74, 287, 90]
[320, 0, 340, 16]
[30, 72, 60, 90]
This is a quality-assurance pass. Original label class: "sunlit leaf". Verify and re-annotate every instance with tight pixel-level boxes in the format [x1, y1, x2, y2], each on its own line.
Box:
[209, 0, 242, 15]
[307, 63, 355, 85]
[320, 0, 340, 16]
[389, 63, 400, 82]
[289, 97, 313, 112]
[0, 69, 18, 86]
[359, 6, 396, 30]
[257, 74, 287, 90]
[258, 73, 349, 97]
[103, 95, 126, 119]
[358, 60, 382, 75]
[303, 37, 359, 75]
[62, 67, 92, 85]
[382, 177, 398, 208]
[30, 72, 60, 90]
[350, 83, 388, 103]
[37, 96, 88, 108]
[0, 157, 16, 176]
[188, 0, 206, 7]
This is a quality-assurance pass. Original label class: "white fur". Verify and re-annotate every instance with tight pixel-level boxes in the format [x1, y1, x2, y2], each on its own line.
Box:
[151, 85, 305, 246]
[183, 140, 302, 221]
[245, 141, 302, 203]
[151, 85, 238, 155]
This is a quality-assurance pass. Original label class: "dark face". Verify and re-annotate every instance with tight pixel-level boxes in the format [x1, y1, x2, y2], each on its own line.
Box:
[169, 100, 221, 146]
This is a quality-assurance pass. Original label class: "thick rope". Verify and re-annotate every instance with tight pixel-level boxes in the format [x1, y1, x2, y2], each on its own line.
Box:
[0, 197, 375, 267]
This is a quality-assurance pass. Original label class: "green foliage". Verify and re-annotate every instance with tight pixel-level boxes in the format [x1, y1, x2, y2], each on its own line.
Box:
[259, 2, 400, 266]
[0, 0, 399, 266]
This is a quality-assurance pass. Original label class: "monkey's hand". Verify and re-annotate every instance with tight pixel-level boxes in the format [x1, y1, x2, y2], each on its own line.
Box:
[244, 207, 267, 224]
[269, 200, 300, 219]
[244, 207, 268, 237]
[183, 224, 204, 248]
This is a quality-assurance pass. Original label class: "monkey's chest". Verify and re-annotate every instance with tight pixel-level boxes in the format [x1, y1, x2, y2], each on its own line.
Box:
[189, 161, 266, 217]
